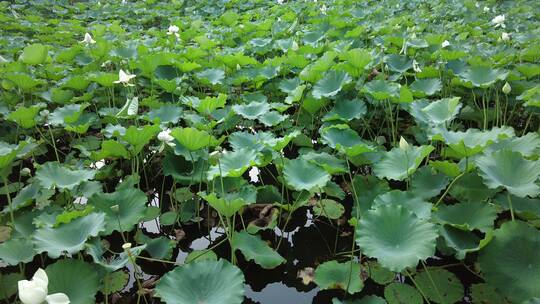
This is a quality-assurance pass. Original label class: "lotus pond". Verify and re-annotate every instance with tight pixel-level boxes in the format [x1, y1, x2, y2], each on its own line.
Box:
[1, 0, 540, 303]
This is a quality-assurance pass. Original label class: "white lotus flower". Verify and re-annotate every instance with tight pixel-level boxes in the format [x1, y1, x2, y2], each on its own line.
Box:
[158, 129, 176, 147]
[81, 33, 95, 45]
[501, 32, 510, 41]
[249, 167, 260, 183]
[492, 15, 506, 28]
[167, 25, 180, 38]
[320, 4, 327, 14]
[277, 0, 284, 4]
[18, 268, 70, 304]
[483, 6, 490, 13]
[113, 69, 136, 86]
[399, 136, 409, 150]
[441, 40, 450, 48]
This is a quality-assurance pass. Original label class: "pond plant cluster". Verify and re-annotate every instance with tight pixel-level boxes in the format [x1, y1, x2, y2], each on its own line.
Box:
[0, 0, 539, 303]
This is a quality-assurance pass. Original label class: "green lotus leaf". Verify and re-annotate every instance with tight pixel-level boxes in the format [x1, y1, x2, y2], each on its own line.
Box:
[373, 190, 432, 219]
[146, 104, 183, 125]
[7, 105, 43, 128]
[196, 68, 225, 85]
[414, 268, 464, 304]
[323, 99, 367, 122]
[135, 230, 175, 259]
[434, 201, 497, 232]
[485, 132, 540, 157]
[91, 140, 129, 160]
[332, 295, 386, 304]
[356, 204, 438, 272]
[438, 225, 488, 260]
[33, 212, 105, 258]
[470, 284, 511, 304]
[102, 270, 129, 295]
[0, 141, 27, 169]
[449, 172, 499, 202]
[410, 78, 442, 97]
[0, 238, 35, 265]
[233, 231, 285, 269]
[351, 175, 390, 215]
[170, 127, 218, 151]
[48, 104, 88, 126]
[232, 101, 271, 120]
[207, 149, 259, 180]
[478, 221, 540, 302]
[0, 272, 23, 300]
[312, 70, 352, 99]
[313, 199, 345, 219]
[283, 158, 331, 192]
[431, 126, 514, 157]
[410, 166, 450, 199]
[475, 149, 540, 198]
[492, 193, 540, 219]
[373, 145, 434, 181]
[121, 124, 161, 155]
[321, 125, 375, 156]
[4, 73, 45, 90]
[458, 66, 508, 88]
[20, 43, 48, 65]
[163, 153, 208, 184]
[416, 97, 462, 125]
[36, 162, 96, 191]
[199, 192, 248, 218]
[258, 111, 288, 126]
[85, 237, 146, 272]
[197, 93, 227, 115]
[303, 151, 347, 175]
[46, 259, 100, 304]
[337, 48, 372, 77]
[185, 250, 218, 264]
[89, 187, 147, 235]
[385, 54, 412, 73]
[314, 260, 363, 294]
[155, 259, 245, 304]
[384, 283, 423, 304]
[300, 51, 337, 83]
[361, 79, 400, 100]
[365, 260, 395, 285]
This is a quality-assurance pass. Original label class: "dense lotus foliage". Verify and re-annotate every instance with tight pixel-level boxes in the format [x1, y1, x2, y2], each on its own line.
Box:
[0, 0, 539, 303]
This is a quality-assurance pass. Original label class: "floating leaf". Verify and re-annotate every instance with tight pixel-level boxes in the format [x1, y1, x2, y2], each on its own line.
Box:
[314, 260, 363, 294]
[415, 268, 464, 304]
[155, 259, 245, 304]
[233, 231, 285, 269]
[384, 283, 422, 304]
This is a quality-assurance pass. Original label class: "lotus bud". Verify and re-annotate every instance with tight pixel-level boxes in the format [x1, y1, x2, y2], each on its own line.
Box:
[502, 82, 511, 94]
[110, 204, 120, 214]
[375, 136, 386, 145]
[39, 109, 50, 117]
[122, 242, 132, 250]
[501, 32, 510, 41]
[441, 40, 450, 48]
[21, 167, 31, 176]
[399, 137, 409, 150]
